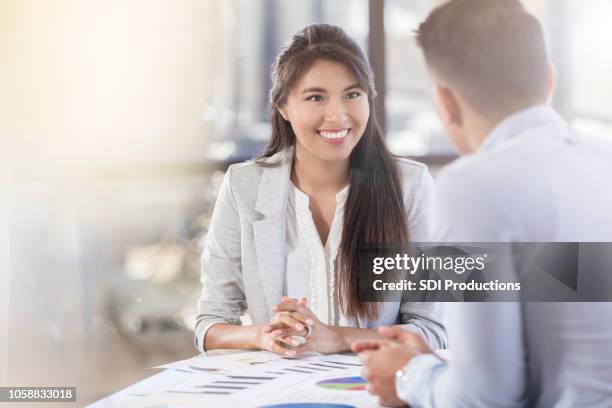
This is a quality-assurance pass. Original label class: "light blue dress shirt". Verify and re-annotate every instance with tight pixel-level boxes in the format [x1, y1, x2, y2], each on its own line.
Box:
[397, 105, 612, 407]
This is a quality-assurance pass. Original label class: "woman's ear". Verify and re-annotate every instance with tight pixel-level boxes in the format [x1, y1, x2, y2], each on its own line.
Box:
[276, 104, 289, 122]
[434, 84, 462, 127]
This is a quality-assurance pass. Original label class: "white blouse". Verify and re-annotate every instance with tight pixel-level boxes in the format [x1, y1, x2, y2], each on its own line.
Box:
[283, 182, 357, 327]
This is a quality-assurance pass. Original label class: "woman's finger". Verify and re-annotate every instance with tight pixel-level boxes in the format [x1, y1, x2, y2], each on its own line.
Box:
[275, 300, 312, 318]
[271, 299, 302, 313]
[267, 322, 290, 331]
[274, 335, 297, 347]
[268, 311, 289, 324]
[271, 312, 306, 331]
[268, 339, 292, 355]
[288, 311, 313, 326]
[277, 335, 305, 348]
[283, 341, 311, 357]
[275, 296, 301, 310]
[272, 326, 307, 338]
[270, 327, 305, 338]
[264, 333, 302, 355]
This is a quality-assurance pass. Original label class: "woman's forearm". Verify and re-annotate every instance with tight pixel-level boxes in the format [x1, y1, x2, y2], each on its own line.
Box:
[204, 323, 261, 351]
[331, 326, 387, 351]
[204, 323, 392, 354]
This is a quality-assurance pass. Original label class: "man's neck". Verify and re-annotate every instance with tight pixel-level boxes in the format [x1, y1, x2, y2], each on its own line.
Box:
[466, 116, 498, 152]
[468, 103, 542, 151]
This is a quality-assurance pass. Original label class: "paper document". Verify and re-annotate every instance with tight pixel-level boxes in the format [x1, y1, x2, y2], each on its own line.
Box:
[116, 352, 380, 407]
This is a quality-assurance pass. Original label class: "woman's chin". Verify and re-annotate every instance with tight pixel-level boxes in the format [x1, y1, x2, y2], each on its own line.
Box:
[316, 149, 353, 163]
[296, 138, 358, 163]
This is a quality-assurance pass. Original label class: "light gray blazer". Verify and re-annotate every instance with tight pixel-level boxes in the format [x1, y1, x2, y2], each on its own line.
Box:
[195, 149, 446, 353]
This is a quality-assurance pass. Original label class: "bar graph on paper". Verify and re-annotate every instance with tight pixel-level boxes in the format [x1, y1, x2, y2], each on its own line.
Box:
[118, 352, 380, 407]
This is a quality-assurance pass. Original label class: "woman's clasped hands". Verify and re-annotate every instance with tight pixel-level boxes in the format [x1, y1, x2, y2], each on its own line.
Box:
[256, 296, 347, 357]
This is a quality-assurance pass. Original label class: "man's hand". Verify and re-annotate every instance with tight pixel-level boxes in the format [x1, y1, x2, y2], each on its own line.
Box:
[351, 326, 434, 407]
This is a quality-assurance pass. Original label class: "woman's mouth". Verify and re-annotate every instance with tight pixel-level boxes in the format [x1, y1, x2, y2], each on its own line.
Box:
[317, 128, 350, 144]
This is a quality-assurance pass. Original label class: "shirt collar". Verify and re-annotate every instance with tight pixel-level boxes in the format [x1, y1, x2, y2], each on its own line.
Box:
[480, 104, 569, 152]
[291, 182, 349, 209]
[335, 184, 349, 208]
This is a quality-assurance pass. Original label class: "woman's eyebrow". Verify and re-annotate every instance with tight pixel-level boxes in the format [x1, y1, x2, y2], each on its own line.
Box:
[301, 83, 361, 94]
[301, 87, 327, 94]
[343, 83, 362, 91]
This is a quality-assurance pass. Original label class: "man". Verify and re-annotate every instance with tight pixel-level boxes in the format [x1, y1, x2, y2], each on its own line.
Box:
[353, 0, 612, 406]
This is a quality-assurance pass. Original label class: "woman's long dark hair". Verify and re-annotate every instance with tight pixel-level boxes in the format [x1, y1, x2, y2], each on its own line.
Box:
[258, 24, 409, 320]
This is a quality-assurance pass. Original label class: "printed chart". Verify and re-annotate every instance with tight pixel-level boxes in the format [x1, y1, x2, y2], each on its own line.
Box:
[316, 376, 367, 391]
[115, 352, 380, 407]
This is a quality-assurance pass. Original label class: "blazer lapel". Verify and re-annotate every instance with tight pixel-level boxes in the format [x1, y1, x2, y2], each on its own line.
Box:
[253, 151, 292, 310]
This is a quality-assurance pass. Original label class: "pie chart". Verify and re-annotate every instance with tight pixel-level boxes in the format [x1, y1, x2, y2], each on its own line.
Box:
[315, 376, 367, 391]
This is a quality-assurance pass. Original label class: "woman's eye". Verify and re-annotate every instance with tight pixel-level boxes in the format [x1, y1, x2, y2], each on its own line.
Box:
[306, 95, 325, 102]
[346, 91, 362, 99]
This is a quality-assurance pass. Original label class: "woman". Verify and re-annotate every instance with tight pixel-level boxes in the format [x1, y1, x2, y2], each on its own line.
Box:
[195, 24, 445, 356]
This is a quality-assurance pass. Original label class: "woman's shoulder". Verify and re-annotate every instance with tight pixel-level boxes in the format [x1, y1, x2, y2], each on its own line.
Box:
[228, 150, 290, 179]
[394, 157, 431, 189]
[393, 158, 434, 239]
[225, 160, 263, 187]
[227, 159, 262, 175]
[223, 150, 292, 202]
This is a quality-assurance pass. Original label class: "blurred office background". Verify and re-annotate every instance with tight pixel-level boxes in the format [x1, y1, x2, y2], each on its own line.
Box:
[1, 0, 611, 405]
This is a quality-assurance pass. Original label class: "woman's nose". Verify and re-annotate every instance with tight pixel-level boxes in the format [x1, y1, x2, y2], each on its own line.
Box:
[324, 98, 348, 122]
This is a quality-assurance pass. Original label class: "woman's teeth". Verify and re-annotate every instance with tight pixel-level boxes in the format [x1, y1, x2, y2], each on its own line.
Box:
[318, 129, 349, 139]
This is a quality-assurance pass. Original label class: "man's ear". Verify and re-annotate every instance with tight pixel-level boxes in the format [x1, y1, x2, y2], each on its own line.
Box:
[434, 84, 462, 127]
[545, 62, 557, 104]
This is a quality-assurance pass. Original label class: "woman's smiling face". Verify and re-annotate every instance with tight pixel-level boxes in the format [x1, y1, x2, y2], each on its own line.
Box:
[278, 59, 370, 163]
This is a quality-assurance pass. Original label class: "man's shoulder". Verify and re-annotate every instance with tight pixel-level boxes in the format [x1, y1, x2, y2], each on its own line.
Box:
[437, 152, 504, 187]
[437, 138, 535, 186]
[434, 148, 533, 220]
